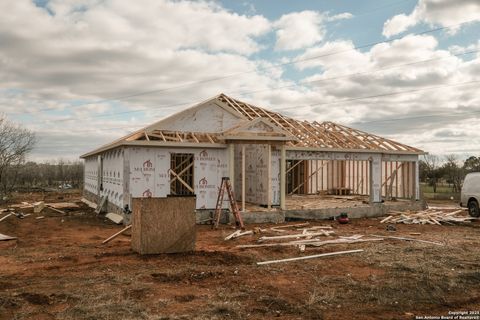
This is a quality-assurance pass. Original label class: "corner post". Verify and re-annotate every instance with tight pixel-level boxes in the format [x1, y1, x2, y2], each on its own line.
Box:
[267, 144, 272, 209]
[370, 154, 382, 203]
[228, 143, 235, 187]
[414, 159, 420, 200]
[241, 145, 246, 212]
[280, 144, 286, 210]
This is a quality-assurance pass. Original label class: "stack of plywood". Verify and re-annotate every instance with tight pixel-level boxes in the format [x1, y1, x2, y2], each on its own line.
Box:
[381, 208, 475, 225]
[131, 197, 196, 254]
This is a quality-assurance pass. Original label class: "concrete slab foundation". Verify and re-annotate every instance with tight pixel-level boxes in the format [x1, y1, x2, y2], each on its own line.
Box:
[196, 200, 425, 225]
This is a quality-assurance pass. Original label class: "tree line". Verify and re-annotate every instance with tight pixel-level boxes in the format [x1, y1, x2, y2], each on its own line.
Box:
[420, 154, 480, 193]
[0, 115, 84, 200]
[14, 160, 84, 191]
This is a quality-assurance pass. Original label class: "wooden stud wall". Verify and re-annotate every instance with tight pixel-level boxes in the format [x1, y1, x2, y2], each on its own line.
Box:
[298, 159, 370, 196]
[170, 153, 195, 196]
[378, 161, 414, 199]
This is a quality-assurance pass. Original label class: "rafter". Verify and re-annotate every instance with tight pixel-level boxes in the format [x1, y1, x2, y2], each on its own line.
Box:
[115, 94, 422, 153]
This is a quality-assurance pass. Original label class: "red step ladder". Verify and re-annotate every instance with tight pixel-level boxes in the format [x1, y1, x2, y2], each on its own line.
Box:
[213, 177, 245, 229]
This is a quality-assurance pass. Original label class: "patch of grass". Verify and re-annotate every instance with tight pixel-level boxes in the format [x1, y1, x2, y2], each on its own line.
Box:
[58, 289, 152, 320]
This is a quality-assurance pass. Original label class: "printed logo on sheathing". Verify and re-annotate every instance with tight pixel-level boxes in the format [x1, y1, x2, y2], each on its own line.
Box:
[198, 177, 215, 189]
[158, 172, 168, 179]
[217, 158, 227, 169]
[133, 159, 155, 176]
[142, 189, 153, 197]
[143, 159, 153, 169]
[197, 150, 216, 161]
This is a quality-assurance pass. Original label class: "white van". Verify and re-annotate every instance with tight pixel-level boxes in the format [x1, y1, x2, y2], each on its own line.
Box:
[460, 172, 480, 217]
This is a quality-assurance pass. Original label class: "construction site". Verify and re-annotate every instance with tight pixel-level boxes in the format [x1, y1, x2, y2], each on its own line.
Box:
[1, 95, 479, 320]
[80, 94, 424, 222]
[1, 191, 479, 320]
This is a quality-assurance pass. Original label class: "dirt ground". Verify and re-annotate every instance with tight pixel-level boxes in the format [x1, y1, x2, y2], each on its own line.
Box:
[1, 192, 480, 320]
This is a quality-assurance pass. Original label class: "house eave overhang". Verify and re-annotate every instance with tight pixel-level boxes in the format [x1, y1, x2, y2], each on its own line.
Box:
[285, 146, 425, 155]
[80, 141, 227, 158]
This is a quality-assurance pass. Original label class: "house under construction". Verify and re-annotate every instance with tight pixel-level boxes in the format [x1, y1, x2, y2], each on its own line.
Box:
[80, 94, 424, 217]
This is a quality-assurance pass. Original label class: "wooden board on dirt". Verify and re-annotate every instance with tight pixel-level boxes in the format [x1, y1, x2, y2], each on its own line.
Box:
[46, 202, 79, 209]
[0, 233, 17, 241]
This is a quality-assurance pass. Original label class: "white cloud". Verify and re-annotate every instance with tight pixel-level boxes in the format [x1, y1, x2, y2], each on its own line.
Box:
[383, 0, 480, 38]
[327, 12, 353, 22]
[273, 10, 352, 51]
[273, 11, 326, 51]
[295, 40, 371, 73]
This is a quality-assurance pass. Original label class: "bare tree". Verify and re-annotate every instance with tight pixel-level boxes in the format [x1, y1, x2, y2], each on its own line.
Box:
[0, 116, 36, 200]
[443, 154, 464, 193]
[422, 154, 441, 193]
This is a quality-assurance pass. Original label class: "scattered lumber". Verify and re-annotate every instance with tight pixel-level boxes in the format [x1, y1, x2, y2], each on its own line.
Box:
[259, 230, 334, 242]
[95, 196, 107, 214]
[237, 235, 382, 249]
[256, 249, 364, 265]
[426, 206, 461, 210]
[33, 201, 45, 213]
[224, 230, 253, 241]
[0, 233, 17, 241]
[102, 225, 132, 244]
[270, 222, 310, 233]
[272, 222, 310, 229]
[106, 212, 123, 225]
[46, 202, 79, 209]
[197, 217, 213, 224]
[380, 208, 475, 225]
[46, 205, 66, 215]
[0, 213, 14, 222]
[371, 234, 444, 246]
[298, 226, 332, 231]
[81, 198, 97, 209]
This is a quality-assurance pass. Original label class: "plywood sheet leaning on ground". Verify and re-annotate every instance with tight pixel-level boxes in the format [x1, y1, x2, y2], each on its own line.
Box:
[131, 197, 196, 254]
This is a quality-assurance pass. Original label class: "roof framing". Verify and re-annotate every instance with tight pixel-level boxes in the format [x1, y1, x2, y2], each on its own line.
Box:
[81, 93, 423, 158]
[216, 94, 422, 153]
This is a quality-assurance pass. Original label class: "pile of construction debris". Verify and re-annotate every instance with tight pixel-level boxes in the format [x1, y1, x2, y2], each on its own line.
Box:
[0, 198, 106, 242]
[223, 221, 448, 265]
[225, 222, 382, 252]
[380, 207, 476, 225]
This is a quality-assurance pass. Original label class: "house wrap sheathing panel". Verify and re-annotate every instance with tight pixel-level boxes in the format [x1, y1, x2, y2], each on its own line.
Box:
[234, 144, 280, 206]
[101, 148, 124, 208]
[84, 156, 98, 196]
[126, 146, 229, 210]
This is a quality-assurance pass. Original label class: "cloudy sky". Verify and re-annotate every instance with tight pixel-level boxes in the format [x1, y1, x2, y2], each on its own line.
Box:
[1, 0, 479, 161]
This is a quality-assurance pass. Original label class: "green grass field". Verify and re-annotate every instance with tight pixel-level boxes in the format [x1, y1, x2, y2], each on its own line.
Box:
[420, 183, 460, 200]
